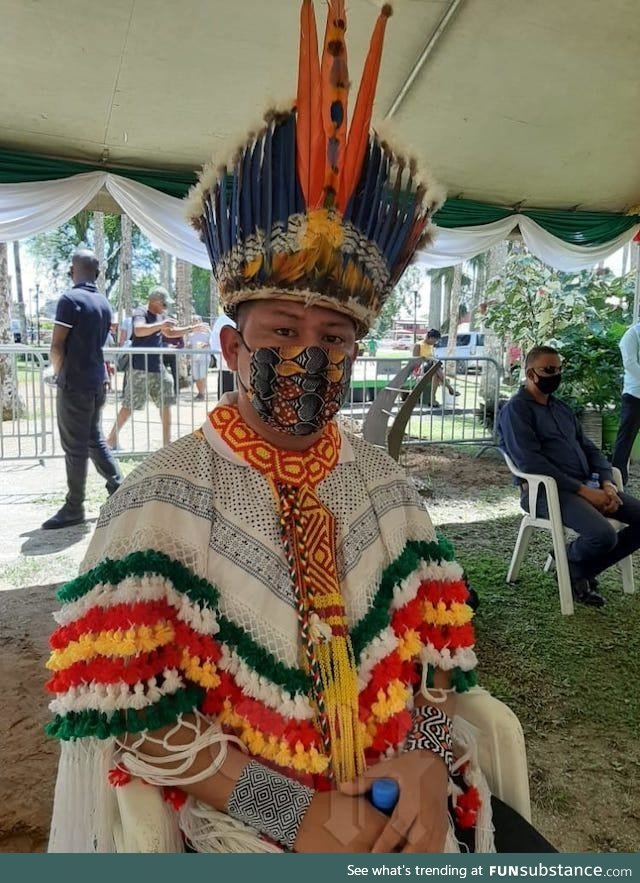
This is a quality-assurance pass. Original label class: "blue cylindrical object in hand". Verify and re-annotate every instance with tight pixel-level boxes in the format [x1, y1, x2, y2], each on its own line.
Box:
[369, 778, 399, 815]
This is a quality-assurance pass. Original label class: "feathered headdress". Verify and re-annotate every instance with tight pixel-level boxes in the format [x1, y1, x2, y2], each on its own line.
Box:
[186, 0, 445, 336]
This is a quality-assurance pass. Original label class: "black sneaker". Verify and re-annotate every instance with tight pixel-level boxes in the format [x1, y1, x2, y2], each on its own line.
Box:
[572, 577, 606, 608]
[42, 506, 86, 530]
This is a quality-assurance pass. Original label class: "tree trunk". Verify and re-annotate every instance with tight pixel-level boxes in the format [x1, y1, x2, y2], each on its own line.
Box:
[468, 259, 486, 330]
[446, 264, 462, 356]
[160, 251, 173, 292]
[483, 242, 509, 399]
[12, 240, 27, 341]
[209, 273, 219, 322]
[0, 242, 25, 419]
[622, 243, 630, 276]
[428, 274, 442, 328]
[443, 272, 452, 330]
[93, 211, 106, 294]
[175, 259, 193, 325]
[118, 214, 133, 329]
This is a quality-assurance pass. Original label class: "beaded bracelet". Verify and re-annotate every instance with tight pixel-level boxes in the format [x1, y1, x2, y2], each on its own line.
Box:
[226, 760, 315, 850]
[404, 705, 454, 773]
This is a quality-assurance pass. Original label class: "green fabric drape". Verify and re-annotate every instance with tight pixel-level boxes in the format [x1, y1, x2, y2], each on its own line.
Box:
[0, 147, 196, 198]
[433, 197, 639, 246]
[0, 146, 637, 247]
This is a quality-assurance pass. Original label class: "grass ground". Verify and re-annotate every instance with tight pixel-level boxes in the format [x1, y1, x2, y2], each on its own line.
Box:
[409, 445, 640, 851]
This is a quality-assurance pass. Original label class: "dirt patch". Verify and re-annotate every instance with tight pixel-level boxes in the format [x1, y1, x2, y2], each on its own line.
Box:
[0, 584, 57, 853]
[403, 444, 511, 497]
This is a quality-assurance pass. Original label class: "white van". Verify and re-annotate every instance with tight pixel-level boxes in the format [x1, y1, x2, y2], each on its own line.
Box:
[434, 331, 486, 373]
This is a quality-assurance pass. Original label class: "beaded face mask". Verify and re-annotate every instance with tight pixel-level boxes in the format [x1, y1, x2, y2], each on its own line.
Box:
[239, 340, 353, 436]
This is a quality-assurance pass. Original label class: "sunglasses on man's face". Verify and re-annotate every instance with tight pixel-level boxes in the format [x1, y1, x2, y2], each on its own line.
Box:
[534, 366, 563, 376]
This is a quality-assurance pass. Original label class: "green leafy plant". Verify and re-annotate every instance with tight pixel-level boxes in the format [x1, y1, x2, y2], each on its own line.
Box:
[554, 320, 627, 415]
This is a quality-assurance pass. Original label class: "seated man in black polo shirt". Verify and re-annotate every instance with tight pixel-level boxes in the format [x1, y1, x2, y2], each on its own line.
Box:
[499, 344, 640, 608]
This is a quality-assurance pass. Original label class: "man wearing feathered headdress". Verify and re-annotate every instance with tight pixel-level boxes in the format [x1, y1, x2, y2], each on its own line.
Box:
[46, 1, 553, 854]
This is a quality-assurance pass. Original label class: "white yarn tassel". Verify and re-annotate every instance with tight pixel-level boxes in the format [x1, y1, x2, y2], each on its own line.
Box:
[117, 712, 245, 787]
[49, 738, 119, 853]
[179, 799, 283, 854]
[451, 716, 496, 854]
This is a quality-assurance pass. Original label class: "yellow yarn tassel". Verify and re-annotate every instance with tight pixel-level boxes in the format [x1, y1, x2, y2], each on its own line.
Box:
[315, 632, 366, 783]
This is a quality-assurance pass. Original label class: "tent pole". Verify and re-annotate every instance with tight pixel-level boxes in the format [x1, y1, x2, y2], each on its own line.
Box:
[634, 242, 640, 323]
[385, 0, 466, 120]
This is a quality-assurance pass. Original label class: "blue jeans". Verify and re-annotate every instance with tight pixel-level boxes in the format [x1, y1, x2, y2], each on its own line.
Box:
[522, 486, 640, 580]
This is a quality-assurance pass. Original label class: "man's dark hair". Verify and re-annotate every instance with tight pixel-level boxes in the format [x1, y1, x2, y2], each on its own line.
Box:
[71, 247, 99, 281]
[426, 328, 441, 340]
[524, 344, 559, 370]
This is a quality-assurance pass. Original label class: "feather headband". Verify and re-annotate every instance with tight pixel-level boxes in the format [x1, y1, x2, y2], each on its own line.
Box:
[186, 0, 445, 336]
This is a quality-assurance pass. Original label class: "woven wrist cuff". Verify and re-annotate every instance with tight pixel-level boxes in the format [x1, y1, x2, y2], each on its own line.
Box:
[405, 706, 454, 773]
[226, 761, 315, 850]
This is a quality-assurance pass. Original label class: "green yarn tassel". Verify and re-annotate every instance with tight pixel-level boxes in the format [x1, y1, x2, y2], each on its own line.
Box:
[57, 549, 220, 608]
[351, 536, 454, 660]
[46, 685, 206, 742]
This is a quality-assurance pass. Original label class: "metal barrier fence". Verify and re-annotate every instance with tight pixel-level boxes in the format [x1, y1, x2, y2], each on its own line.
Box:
[0, 346, 501, 461]
[360, 355, 502, 457]
[398, 355, 501, 450]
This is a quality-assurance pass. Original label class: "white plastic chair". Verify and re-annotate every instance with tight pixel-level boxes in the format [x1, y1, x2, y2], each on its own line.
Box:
[113, 687, 532, 851]
[502, 452, 635, 616]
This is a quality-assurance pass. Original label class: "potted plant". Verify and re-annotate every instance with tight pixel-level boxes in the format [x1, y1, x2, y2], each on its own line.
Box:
[553, 319, 627, 448]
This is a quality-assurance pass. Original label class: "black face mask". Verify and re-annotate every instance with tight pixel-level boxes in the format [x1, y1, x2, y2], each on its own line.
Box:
[533, 371, 562, 395]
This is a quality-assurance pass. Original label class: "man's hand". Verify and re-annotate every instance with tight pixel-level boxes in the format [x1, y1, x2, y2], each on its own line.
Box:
[339, 751, 449, 853]
[294, 790, 387, 853]
[601, 481, 622, 515]
[578, 484, 614, 512]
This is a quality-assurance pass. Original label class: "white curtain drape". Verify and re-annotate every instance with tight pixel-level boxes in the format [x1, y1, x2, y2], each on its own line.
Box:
[0, 172, 211, 269]
[1, 172, 637, 273]
[415, 215, 640, 272]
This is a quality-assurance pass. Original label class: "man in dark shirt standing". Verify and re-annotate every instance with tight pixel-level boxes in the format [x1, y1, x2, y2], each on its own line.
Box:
[499, 344, 640, 607]
[43, 248, 123, 529]
[106, 286, 193, 449]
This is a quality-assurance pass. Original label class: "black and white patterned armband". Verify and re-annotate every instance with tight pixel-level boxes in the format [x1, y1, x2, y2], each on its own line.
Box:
[226, 761, 315, 850]
[404, 706, 455, 774]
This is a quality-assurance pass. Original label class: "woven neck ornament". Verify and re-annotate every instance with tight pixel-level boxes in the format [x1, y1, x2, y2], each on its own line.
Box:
[186, 0, 445, 338]
[210, 405, 365, 782]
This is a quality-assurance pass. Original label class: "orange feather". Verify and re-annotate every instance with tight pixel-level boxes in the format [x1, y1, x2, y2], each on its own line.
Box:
[296, 0, 324, 208]
[338, 5, 393, 212]
[321, 0, 349, 208]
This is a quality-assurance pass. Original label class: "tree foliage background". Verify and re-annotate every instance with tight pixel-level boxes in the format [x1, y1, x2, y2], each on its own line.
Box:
[27, 211, 159, 305]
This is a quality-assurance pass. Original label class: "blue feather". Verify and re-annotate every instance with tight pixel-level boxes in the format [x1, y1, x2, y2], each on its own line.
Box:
[353, 139, 380, 228]
[251, 134, 263, 235]
[282, 114, 296, 226]
[378, 164, 404, 256]
[217, 168, 230, 256]
[271, 121, 287, 226]
[203, 192, 220, 265]
[365, 148, 389, 238]
[262, 122, 273, 249]
[230, 160, 239, 248]
[387, 196, 418, 268]
[240, 145, 253, 241]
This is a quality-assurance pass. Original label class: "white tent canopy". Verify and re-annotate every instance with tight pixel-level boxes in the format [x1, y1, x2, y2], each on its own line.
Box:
[1, 0, 639, 268]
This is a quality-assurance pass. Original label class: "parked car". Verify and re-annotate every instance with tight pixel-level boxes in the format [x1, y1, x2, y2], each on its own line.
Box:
[434, 332, 486, 373]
